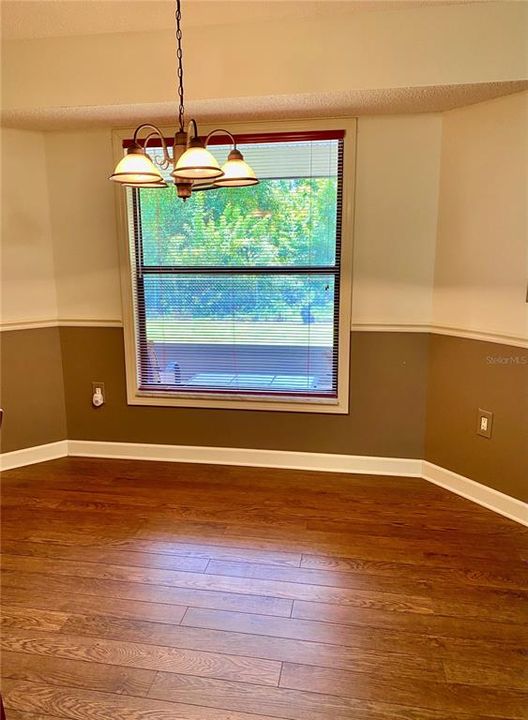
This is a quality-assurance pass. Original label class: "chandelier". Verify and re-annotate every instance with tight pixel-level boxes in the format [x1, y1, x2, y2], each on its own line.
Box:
[109, 0, 258, 200]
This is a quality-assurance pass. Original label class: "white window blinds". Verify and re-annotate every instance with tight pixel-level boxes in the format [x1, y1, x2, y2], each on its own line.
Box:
[126, 130, 344, 401]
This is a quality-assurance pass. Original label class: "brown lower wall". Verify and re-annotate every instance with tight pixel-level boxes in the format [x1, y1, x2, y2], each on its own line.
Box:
[425, 335, 528, 502]
[0, 327, 67, 453]
[2, 326, 526, 504]
[59, 327, 429, 458]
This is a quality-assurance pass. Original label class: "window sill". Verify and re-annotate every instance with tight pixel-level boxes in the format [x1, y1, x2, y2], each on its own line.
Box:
[128, 389, 348, 414]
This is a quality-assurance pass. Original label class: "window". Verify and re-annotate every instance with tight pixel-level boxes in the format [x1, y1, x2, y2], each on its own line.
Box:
[122, 127, 352, 412]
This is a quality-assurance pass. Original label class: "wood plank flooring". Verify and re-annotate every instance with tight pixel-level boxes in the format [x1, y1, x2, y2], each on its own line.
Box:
[1, 457, 527, 719]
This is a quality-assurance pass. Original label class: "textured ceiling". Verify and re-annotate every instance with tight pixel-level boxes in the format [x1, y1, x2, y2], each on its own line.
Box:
[2, 81, 525, 131]
[1, 0, 490, 40]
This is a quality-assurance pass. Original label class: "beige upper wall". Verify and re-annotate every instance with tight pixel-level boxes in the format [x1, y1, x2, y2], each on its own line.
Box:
[31, 114, 442, 327]
[2, 2, 527, 114]
[352, 114, 440, 327]
[1, 95, 526, 343]
[432, 91, 528, 343]
[0, 128, 58, 326]
[44, 131, 122, 322]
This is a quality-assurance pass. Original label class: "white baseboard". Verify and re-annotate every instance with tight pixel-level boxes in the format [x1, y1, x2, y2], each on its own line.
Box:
[2, 440, 526, 526]
[67, 440, 421, 477]
[422, 461, 527, 527]
[0, 440, 69, 472]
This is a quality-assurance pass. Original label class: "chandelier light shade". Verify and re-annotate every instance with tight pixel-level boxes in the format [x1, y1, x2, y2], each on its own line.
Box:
[108, 0, 258, 200]
[174, 139, 224, 180]
[109, 147, 164, 185]
[215, 148, 259, 187]
[123, 179, 169, 188]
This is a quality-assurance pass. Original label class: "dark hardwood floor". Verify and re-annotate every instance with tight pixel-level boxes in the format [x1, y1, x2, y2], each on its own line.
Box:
[1, 457, 527, 719]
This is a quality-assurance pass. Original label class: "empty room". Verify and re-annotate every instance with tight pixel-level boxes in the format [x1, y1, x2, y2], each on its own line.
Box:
[0, 0, 527, 718]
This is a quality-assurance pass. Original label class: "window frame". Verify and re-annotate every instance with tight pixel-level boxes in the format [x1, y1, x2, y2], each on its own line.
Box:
[113, 118, 356, 414]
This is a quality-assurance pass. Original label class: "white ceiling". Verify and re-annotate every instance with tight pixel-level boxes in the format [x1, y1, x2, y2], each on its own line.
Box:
[2, 81, 526, 130]
[0, 0, 489, 40]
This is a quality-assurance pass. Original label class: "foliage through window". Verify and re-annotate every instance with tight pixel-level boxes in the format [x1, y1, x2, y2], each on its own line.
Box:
[127, 131, 344, 402]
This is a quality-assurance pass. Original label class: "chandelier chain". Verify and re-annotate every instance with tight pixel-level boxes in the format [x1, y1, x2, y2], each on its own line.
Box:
[175, 0, 185, 132]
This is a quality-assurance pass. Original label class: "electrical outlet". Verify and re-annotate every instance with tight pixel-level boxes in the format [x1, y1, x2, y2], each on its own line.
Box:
[477, 409, 493, 438]
[92, 381, 106, 407]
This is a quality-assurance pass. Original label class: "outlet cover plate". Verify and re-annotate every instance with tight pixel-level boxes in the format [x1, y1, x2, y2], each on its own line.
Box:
[92, 381, 106, 399]
[477, 408, 493, 438]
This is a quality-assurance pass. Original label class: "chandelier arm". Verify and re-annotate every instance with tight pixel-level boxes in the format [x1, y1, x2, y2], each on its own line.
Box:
[132, 123, 173, 166]
[204, 128, 237, 149]
[187, 118, 199, 144]
[144, 132, 170, 170]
